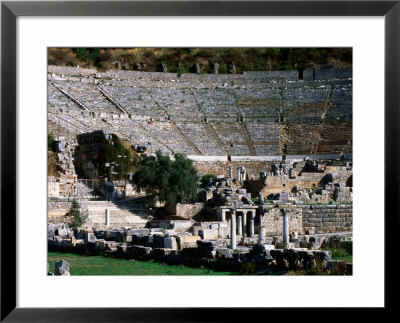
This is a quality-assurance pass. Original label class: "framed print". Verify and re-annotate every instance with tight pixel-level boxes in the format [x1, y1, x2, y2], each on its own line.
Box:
[1, 0, 398, 321]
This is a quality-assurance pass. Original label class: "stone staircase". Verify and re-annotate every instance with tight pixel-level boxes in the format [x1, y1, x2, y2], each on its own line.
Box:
[203, 122, 229, 155]
[170, 123, 202, 155]
[75, 181, 96, 198]
[52, 83, 91, 112]
[97, 86, 129, 115]
[239, 122, 257, 156]
[85, 200, 150, 228]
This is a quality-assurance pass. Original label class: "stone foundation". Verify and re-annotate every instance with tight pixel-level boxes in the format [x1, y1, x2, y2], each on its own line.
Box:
[262, 208, 303, 235]
[176, 203, 205, 219]
[299, 204, 352, 233]
[194, 160, 275, 179]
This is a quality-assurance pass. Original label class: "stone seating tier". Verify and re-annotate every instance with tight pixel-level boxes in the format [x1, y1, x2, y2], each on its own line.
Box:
[48, 68, 352, 157]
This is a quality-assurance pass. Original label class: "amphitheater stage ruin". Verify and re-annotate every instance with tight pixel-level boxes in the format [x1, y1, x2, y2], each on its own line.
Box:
[48, 66, 352, 274]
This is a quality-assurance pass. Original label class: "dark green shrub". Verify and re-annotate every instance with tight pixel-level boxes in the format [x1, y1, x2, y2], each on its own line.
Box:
[240, 262, 256, 275]
[202, 173, 217, 184]
[67, 199, 88, 228]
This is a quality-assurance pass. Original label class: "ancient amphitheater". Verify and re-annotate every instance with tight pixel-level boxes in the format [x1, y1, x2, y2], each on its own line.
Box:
[48, 66, 352, 161]
[48, 66, 353, 274]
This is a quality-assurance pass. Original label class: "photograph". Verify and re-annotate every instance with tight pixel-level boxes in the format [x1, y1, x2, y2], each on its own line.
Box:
[47, 47, 353, 276]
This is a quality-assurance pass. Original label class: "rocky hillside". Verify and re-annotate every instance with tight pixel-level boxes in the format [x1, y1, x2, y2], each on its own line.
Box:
[48, 48, 352, 74]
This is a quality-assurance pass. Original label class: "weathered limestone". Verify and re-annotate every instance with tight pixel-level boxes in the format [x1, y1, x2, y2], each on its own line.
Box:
[163, 236, 178, 250]
[221, 208, 228, 222]
[258, 227, 266, 244]
[283, 210, 289, 245]
[55, 260, 70, 276]
[200, 229, 219, 240]
[236, 167, 241, 182]
[230, 211, 236, 249]
[84, 232, 96, 244]
[213, 62, 219, 74]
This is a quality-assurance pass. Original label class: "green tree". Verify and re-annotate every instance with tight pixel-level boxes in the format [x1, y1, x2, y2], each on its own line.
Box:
[73, 48, 100, 62]
[67, 199, 88, 228]
[133, 150, 198, 207]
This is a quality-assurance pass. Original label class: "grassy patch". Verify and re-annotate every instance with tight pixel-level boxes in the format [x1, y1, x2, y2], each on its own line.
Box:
[322, 247, 352, 263]
[48, 252, 235, 275]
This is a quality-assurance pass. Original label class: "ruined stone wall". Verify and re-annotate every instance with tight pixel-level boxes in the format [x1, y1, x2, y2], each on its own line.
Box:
[194, 161, 275, 178]
[257, 168, 352, 196]
[299, 204, 352, 233]
[176, 203, 205, 219]
[48, 201, 72, 222]
[242, 70, 299, 80]
[148, 220, 193, 232]
[315, 68, 352, 80]
[74, 130, 111, 179]
[48, 138, 78, 197]
[262, 208, 303, 235]
[48, 180, 60, 198]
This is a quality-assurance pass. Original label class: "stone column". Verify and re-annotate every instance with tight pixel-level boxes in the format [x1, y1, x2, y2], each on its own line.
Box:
[105, 208, 110, 226]
[259, 227, 266, 244]
[230, 211, 236, 249]
[229, 167, 233, 180]
[283, 210, 289, 245]
[259, 214, 263, 233]
[237, 215, 242, 235]
[249, 220, 255, 237]
[258, 192, 264, 204]
[221, 209, 227, 222]
[242, 211, 247, 236]
[249, 210, 255, 237]
[236, 166, 241, 182]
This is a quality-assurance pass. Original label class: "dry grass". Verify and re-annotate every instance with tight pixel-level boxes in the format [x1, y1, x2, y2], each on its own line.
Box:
[48, 48, 352, 73]
[48, 151, 61, 177]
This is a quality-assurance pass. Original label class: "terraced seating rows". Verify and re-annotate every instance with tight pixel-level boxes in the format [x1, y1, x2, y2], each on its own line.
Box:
[56, 82, 122, 115]
[48, 66, 353, 157]
[176, 122, 223, 155]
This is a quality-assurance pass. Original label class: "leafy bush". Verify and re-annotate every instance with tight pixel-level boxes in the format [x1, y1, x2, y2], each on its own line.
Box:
[251, 197, 260, 204]
[67, 199, 88, 228]
[73, 48, 100, 62]
[202, 173, 217, 184]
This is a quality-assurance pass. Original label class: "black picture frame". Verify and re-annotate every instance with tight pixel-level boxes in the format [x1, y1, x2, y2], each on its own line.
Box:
[1, 1, 398, 321]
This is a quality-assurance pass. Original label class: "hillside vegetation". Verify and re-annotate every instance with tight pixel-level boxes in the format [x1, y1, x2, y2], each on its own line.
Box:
[48, 47, 352, 73]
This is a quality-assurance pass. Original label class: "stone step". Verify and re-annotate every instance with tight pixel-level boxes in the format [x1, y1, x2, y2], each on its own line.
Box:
[90, 219, 147, 223]
[88, 209, 148, 215]
[89, 214, 147, 220]
[88, 206, 147, 212]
